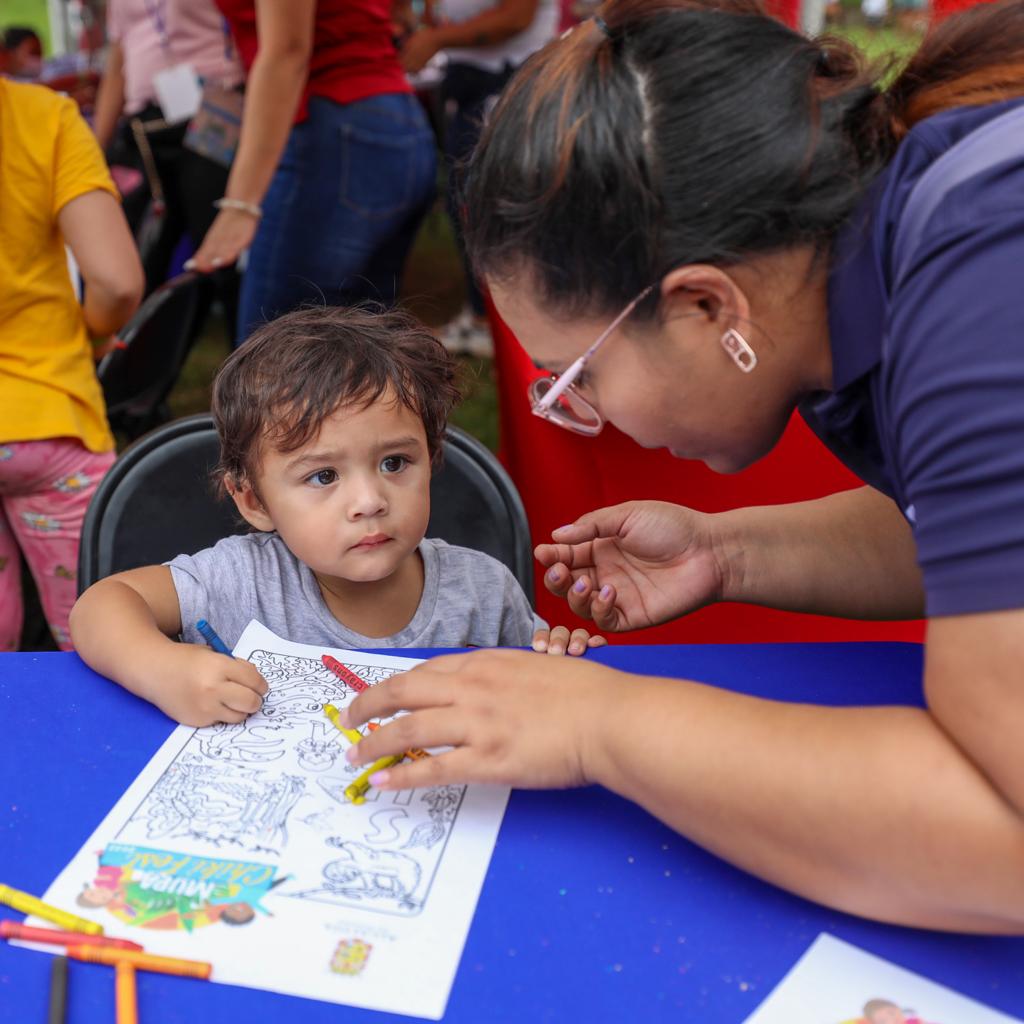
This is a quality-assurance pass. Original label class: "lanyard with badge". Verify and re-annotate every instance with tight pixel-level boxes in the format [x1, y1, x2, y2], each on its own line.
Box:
[136, 0, 244, 171]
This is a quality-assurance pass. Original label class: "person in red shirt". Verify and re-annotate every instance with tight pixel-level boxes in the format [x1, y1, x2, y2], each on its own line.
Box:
[188, 0, 436, 343]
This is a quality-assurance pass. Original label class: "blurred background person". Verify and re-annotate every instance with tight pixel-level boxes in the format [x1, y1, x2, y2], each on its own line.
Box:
[399, 0, 557, 356]
[0, 77, 143, 651]
[1, 26, 43, 79]
[187, 0, 436, 343]
[92, 0, 243, 329]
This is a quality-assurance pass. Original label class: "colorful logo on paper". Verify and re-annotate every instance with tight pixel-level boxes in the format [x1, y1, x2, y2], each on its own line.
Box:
[77, 843, 279, 932]
[331, 939, 372, 976]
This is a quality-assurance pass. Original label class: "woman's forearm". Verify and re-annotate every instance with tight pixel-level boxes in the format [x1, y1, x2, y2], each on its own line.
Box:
[715, 486, 925, 619]
[92, 42, 125, 151]
[222, 46, 308, 207]
[586, 674, 1024, 933]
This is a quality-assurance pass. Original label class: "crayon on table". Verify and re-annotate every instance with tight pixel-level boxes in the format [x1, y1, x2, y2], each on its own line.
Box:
[344, 754, 403, 805]
[323, 703, 363, 745]
[196, 619, 232, 656]
[67, 945, 212, 980]
[0, 920, 143, 951]
[0, 883, 104, 935]
[48, 955, 68, 1024]
[322, 655, 369, 692]
[116, 961, 138, 1024]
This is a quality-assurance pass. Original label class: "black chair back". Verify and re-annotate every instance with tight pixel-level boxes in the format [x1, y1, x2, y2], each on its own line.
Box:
[98, 273, 205, 439]
[78, 415, 535, 604]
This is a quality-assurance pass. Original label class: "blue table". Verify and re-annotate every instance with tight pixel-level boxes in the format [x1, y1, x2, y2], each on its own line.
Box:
[2, 644, 1023, 1022]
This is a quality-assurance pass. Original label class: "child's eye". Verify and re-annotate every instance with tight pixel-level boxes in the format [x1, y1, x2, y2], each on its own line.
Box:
[380, 455, 408, 474]
[306, 469, 338, 487]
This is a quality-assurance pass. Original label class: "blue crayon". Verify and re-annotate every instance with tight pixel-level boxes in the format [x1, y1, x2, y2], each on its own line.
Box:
[196, 619, 232, 656]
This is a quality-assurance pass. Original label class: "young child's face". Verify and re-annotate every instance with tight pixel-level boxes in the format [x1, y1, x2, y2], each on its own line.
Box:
[240, 391, 432, 586]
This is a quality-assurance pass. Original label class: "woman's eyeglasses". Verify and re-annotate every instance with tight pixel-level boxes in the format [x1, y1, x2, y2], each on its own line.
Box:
[529, 286, 653, 436]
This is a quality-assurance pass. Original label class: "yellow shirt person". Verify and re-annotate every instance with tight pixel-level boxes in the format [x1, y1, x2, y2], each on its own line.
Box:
[0, 78, 142, 650]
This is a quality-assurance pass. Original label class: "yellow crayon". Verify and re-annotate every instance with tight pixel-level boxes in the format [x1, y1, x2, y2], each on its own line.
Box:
[323, 704, 364, 745]
[0, 883, 104, 936]
[344, 755, 403, 805]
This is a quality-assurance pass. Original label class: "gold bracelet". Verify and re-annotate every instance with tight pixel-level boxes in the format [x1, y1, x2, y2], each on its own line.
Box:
[213, 197, 263, 219]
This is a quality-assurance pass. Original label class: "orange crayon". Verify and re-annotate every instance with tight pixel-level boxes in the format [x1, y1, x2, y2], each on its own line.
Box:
[67, 945, 212, 979]
[115, 962, 138, 1024]
[0, 920, 143, 952]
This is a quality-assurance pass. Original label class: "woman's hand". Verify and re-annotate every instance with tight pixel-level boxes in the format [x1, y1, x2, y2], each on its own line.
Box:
[185, 207, 259, 273]
[535, 501, 726, 632]
[399, 28, 443, 74]
[339, 649, 622, 790]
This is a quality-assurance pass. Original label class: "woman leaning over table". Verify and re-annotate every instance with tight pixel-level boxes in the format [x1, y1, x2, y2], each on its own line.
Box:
[341, 0, 1024, 933]
[186, 0, 437, 342]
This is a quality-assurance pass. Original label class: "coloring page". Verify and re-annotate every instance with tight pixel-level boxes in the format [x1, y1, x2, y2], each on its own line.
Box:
[743, 934, 1022, 1024]
[29, 621, 510, 1019]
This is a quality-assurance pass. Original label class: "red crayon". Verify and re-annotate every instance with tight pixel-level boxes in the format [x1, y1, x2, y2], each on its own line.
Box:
[322, 655, 369, 693]
[0, 920, 144, 952]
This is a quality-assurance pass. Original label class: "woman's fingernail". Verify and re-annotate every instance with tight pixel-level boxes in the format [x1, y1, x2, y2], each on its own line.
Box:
[548, 567, 561, 582]
[599, 585, 612, 601]
[369, 771, 390, 787]
[552, 524, 574, 535]
[573, 578, 587, 594]
[211, 256, 223, 267]
[345, 745, 359, 763]
[533, 639, 548, 652]
[569, 642, 582, 655]
[183, 259, 196, 270]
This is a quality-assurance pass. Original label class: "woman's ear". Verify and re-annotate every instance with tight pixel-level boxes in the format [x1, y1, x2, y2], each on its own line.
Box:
[228, 476, 275, 532]
[659, 264, 751, 332]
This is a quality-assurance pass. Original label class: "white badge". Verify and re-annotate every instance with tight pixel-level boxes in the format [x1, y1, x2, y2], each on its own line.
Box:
[152, 63, 202, 123]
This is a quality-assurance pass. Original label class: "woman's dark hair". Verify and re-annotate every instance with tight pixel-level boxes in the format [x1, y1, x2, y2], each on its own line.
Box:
[464, 0, 1024, 322]
[212, 305, 461, 493]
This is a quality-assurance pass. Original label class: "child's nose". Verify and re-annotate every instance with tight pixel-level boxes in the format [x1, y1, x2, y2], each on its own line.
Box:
[347, 478, 387, 518]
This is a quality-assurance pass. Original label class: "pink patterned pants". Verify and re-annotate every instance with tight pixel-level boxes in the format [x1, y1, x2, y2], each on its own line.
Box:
[0, 439, 115, 651]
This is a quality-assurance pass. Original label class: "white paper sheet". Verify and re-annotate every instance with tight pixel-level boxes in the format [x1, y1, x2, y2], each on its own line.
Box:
[31, 622, 510, 1019]
[743, 933, 1022, 1024]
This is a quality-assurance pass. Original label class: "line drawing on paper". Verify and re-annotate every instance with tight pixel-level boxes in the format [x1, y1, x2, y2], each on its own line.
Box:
[121, 756, 306, 855]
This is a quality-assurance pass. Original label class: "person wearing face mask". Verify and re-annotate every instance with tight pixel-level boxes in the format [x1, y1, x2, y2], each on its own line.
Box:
[340, 0, 1024, 934]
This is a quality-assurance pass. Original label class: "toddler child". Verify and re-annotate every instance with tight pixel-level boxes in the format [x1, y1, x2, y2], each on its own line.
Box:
[70, 306, 603, 725]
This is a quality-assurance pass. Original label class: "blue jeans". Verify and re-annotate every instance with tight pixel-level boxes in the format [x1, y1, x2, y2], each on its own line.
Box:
[237, 92, 436, 343]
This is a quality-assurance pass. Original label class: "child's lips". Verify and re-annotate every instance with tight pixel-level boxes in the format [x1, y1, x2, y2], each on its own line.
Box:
[351, 534, 392, 550]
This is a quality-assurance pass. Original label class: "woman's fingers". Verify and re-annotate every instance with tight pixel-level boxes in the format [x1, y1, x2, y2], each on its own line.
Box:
[340, 653, 473, 728]
[550, 504, 633, 544]
[365, 746, 490, 792]
[589, 583, 622, 631]
[346, 708, 461, 768]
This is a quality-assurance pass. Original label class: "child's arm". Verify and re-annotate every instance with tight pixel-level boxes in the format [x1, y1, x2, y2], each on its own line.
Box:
[69, 567, 267, 727]
[532, 625, 607, 657]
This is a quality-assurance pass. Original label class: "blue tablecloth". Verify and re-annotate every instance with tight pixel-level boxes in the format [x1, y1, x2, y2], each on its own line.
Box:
[2, 644, 1022, 1022]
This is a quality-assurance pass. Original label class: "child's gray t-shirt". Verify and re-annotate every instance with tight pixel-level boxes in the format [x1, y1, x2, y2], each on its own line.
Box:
[166, 533, 544, 651]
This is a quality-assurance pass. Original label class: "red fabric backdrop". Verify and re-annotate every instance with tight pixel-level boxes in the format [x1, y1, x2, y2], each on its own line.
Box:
[487, 304, 925, 644]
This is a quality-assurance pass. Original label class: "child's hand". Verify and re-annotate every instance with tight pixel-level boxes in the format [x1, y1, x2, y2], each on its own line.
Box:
[153, 645, 269, 727]
[531, 625, 607, 657]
